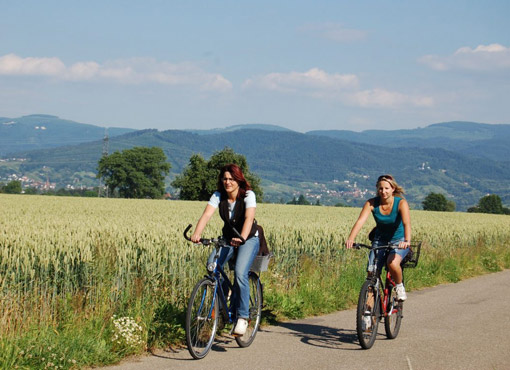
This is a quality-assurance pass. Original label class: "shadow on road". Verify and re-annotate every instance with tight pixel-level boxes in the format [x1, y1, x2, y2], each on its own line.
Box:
[148, 333, 241, 361]
[276, 322, 360, 350]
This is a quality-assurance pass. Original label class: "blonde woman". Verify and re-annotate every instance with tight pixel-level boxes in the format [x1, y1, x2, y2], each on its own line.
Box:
[345, 174, 411, 300]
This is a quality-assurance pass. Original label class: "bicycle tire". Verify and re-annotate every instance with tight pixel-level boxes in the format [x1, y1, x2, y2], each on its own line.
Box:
[235, 272, 262, 348]
[384, 286, 403, 339]
[356, 279, 381, 349]
[185, 278, 218, 359]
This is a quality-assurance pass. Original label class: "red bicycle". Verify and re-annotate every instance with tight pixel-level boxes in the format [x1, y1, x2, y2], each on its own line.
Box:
[353, 242, 421, 349]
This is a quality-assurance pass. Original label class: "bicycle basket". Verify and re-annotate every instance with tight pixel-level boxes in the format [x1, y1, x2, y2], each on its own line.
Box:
[401, 241, 422, 268]
[250, 253, 273, 272]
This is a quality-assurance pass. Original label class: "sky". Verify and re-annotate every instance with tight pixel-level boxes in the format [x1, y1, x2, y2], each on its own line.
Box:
[1, 1, 509, 132]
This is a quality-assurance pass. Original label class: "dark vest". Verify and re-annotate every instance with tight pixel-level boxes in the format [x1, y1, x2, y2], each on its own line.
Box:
[218, 195, 258, 242]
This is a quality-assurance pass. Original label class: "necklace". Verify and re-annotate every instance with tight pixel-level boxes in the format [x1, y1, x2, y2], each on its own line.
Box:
[380, 198, 394, 214]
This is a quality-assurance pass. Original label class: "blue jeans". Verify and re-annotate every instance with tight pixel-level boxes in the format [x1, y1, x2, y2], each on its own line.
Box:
[367, 238, 410, 274]
[207, 236, 260, 318]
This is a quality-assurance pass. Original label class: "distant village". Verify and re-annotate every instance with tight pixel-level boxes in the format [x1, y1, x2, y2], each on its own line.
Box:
[0, 157, 90, 192]
[2, 156, 437, 205]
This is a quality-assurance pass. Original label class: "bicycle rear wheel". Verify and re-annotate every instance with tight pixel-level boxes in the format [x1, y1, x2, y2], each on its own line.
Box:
[235, 272, 263, 348]
[356, 280, 381, 349]
[384, 286, 403, 339]
[186, 278, 218, 359]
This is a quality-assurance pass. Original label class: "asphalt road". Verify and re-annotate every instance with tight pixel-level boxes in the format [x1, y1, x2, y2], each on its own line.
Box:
[102, 269, 510, 370]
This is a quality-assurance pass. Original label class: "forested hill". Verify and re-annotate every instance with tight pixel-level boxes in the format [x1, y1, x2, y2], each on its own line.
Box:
[0, 114, 135, 155]
[12, 127, 510, 210]
[307, 121, 510, 162]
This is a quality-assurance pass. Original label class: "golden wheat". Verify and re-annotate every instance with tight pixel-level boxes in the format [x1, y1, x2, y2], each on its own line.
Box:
[1, 194, 509, 335]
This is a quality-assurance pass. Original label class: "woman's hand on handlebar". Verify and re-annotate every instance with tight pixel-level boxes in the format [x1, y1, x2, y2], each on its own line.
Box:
[398, 240, 410, 249]
[345, 239, 355, 249]
[191, 233, 201, 244]
[230, 237, 243, 247]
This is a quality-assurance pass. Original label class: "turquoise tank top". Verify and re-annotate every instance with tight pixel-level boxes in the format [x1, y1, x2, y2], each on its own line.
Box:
[372, 196, 404, 243]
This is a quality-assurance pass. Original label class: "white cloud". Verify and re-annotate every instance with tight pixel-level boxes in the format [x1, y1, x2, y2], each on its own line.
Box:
[67, 61, 101, 80]
[0, 54, 65, 76]
[244, 68, 432, 108]
[346, 88, 434, 108]
[420, 43, 510, 71]
[0, 54, 232, 91]
[243, 68, 358, 93]
[302, 22, 367, 43]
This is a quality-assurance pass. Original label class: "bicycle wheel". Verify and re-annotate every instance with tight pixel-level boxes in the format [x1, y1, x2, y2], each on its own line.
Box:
[356, 280, 381, 349]
[185, 278, 218, 359]
[384, 286, 403, 339]
[235, 273, 263, 348]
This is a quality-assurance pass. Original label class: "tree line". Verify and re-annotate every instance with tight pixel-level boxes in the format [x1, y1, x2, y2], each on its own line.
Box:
[2, 145, 509, 215]
[422, 192, 509, 215]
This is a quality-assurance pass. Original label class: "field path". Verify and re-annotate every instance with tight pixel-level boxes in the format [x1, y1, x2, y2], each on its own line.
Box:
[102, 269, 510, 370]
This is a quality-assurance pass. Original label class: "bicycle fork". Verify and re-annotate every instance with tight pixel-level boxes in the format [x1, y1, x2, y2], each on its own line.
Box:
[363, 278, 381, 330]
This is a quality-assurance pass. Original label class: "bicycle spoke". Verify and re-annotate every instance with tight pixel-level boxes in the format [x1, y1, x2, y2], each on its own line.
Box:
[384, 286, 403, 339]
[356, 280, 380, 349]
[186, 278, 218, 359]
[235, 273, 262, 348]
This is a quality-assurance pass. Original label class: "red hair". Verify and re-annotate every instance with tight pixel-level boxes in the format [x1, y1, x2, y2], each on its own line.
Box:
[217, 163, 252, 199]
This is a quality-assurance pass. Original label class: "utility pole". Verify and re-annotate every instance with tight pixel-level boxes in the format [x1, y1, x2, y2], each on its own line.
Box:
[98, 128, 109, 197]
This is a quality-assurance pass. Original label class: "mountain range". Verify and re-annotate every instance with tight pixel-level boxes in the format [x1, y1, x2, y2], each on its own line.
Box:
[0, 114, 135, 155]
[1, 115, 509, 211]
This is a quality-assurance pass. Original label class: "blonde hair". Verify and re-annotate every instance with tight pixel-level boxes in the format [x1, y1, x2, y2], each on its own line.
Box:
[376, 174, 405, 198]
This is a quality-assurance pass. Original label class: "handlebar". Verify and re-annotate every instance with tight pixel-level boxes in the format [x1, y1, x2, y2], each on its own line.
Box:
[183, 224, 246, 246]
[183, 224, 213, 245]
[353, 243, 401, 250]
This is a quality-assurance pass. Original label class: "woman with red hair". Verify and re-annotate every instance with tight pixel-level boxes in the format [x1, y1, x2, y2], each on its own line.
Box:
[191, 163, 260, 336]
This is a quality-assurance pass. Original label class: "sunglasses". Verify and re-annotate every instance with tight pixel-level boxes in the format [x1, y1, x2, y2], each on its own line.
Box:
[377, 174, 393, 182]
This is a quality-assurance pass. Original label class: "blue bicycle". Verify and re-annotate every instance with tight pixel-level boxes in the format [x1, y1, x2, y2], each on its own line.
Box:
[183, 224, 266, 359]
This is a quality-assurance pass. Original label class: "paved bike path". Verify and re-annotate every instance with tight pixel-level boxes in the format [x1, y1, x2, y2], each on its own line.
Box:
[102, 269, 510, 370]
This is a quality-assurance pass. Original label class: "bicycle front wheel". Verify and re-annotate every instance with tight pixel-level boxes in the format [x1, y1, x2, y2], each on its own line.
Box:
[356, 280, 381, 349]
[186, 278, 218, 359]
[235, 272, 263, 348]
[384, 287, 403, 339]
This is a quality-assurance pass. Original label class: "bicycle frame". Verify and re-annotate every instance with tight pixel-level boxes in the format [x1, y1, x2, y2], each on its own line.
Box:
[381, 270, 399, 318]
[354, 242, 414, 349]
[184, 223, 264, 359]
[208, 252, 236, 324]
[362, 244, 404, 319]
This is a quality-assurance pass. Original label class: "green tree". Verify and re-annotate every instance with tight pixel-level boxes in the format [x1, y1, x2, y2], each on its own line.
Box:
[297, 194, 310, 205]
[24, 187, 38, 195]
[468, 194, 510, 214]
[3, 180, 22, 194]
[422, 192, 455, 212]
[97, 146, 170, 199]
[172, 147, 263, 201]
[287, 194, 310, 205]
[287, 196, 298, 205]
[478, 194, 504, 214]
[171, 154, 210, 200]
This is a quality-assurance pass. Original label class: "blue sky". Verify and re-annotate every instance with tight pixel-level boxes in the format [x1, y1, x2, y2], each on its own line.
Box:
[1, 1, 509, 132]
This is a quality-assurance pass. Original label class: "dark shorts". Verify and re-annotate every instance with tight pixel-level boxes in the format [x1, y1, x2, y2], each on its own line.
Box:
[367, 239, 410, 273]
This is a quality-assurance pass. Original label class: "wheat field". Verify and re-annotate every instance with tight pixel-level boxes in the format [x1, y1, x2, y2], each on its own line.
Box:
[1, 193, 509, 340]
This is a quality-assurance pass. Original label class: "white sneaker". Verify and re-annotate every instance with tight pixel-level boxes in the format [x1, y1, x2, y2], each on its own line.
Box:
[396, 285, 407, 301]
[233, 318, 248, 335]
